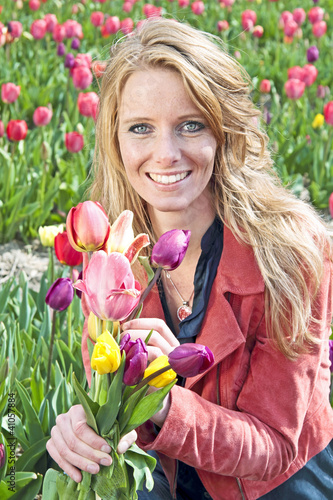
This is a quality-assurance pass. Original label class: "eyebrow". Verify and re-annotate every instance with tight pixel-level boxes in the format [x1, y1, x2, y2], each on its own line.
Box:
[120, 114, 206, 125]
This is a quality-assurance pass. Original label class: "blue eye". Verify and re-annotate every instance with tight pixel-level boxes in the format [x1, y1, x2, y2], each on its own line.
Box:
[129, 124, 150, 134]
[181, 121, 205, 132]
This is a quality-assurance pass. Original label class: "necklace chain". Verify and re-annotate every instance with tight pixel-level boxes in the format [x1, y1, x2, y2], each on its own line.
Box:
[164, 270, 194, 321]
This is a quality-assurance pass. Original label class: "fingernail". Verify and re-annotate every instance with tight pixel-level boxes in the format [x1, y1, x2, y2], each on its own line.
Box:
[87, 464, 99, 474]
[100, 457, 112, 466]
[101, 444, 111, 453]
[117, 441, 128, 454]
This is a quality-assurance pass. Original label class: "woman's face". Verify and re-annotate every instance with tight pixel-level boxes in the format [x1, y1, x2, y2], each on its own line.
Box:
[117, 68, 217, 218]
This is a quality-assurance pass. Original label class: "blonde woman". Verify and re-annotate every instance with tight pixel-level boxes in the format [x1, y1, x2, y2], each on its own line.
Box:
[47, 18, 333, 500]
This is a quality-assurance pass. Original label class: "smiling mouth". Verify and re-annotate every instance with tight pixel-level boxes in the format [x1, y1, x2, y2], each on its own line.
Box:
[148, 172, 190, 185]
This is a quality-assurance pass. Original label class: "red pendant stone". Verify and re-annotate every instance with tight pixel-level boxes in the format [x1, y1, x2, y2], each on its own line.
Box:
[177, 304, 192, 321]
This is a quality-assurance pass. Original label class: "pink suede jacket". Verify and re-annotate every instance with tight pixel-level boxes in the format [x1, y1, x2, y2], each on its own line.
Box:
[137, 226, 333, 500]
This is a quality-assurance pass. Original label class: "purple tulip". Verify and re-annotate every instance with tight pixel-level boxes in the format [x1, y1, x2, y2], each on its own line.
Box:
[151, 229, 191, 271]
[45, 278, 74, 311]
[168, 343, 214, 378]
[307, 46, 319, 63]
[71, 37, 80, 50]
[329, 340, 333, 373]
[57, 43, 66, 57]
[0, 443, 5, 469]
[120, 334, 148, 385]
[64, 53, 75, 69]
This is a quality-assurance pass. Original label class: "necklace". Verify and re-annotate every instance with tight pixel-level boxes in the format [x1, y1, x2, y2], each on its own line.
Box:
[164, 271, 194, 322]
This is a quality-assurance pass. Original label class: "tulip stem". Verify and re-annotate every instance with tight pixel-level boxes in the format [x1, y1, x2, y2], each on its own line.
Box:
[46, 309, 57, 392]
[68, 268, 73, 350]
[129, 364, 174, 396]
[127, 267, 162, 321]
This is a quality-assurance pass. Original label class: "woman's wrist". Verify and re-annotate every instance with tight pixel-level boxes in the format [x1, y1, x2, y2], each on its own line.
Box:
[150, 392, 171, 427]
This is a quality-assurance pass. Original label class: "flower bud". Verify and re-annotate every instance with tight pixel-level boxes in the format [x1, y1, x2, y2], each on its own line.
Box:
[120, 334, 148, 385]
[144, 355, 176, 388]
[91, 330, 121, 375]
[45, 278, 74, 311]
[38, 224, 63, 247]
[307, 45, 319, 63]
[6, 120, 28, 141]
[168, 344, 214, 378]
[33, 106, 53, 127]
[66, 201, 110, 252]
[151, 229, 191, 270]
[65, 131, 84, 152]
[1, 83, 20, 103]
[57, 42, 66, 57]
[54, 231, 83, 266]
[312, 113, 324, 129]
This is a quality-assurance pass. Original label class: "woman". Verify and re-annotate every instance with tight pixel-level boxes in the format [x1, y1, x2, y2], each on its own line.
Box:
[47, 18, 333, 499]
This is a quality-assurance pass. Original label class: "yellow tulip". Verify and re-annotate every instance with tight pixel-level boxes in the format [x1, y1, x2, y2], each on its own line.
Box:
[87, 312, 106, 342]
[144, 355, 177, 388]
[38, 224, 64, 247]
[91, 330, 121, 375]
[312, 113, 324, 129]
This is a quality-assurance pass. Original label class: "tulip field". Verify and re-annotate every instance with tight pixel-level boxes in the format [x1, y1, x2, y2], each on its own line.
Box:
[0, 0, 333, 498]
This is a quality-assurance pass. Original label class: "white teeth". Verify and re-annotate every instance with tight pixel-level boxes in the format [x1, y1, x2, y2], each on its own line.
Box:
[149, 172, 189, 184]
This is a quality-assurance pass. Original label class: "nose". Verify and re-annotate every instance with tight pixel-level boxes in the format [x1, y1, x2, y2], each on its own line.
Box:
[153, 130, 181, 167]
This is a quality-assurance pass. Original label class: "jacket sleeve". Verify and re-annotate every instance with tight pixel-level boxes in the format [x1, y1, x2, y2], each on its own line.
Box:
[136, 256, 333, 481]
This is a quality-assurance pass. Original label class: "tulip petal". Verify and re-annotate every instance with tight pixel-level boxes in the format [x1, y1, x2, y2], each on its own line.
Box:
[123, 233, 150, 264]
[106, 210, 134, 253]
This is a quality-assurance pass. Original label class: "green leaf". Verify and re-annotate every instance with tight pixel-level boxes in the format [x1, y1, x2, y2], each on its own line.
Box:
[96, 353, 126, 435]
[121, 380, 177, 436]
[30, 362, 44, 412]
[15, 436, 49, 472]
[0, 472, 39, 500]
[41, 468, 60, 500]
[124, 443, 156, 492]
[138, 256, 155, 283]
[118, 385, 148, 434]
[18, 282, 30, 332]
[72, 373, 99, 433]
[14, 380, 44, 444]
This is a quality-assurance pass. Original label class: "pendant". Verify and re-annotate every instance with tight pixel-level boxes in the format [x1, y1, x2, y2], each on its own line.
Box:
[177, 302, 192, 322]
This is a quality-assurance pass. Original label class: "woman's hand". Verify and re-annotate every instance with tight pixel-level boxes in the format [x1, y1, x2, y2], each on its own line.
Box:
[121, 318, 179, 361]
[46, 405, 137, 483]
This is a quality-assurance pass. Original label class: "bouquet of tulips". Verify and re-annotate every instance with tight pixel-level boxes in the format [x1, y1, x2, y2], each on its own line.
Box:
[42, 201, 214, 500]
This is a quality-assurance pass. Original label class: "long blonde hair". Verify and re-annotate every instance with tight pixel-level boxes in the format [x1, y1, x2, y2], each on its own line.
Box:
[91, 18, 332, 358]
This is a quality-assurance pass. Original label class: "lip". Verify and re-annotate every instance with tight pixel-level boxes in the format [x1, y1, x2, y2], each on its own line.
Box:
[147, 171, 191, 186]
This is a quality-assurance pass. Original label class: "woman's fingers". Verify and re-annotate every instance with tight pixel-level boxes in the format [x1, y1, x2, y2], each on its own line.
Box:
[117, 429, 137, 454]
[122, 318, 179, 357]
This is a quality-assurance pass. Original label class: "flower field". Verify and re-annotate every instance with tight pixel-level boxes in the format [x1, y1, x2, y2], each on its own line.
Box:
[0, 0, 333, 498]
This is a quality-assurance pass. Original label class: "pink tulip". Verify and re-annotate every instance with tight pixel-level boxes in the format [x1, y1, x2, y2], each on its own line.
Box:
[260, 79, 271, 93]
[90, 11, 104, 27]
[284, 79, 305, 99]
[33, 106, 53, 127]
[1, 83, 20, 103]
[123, 1, 133, 13]
[217, 20, 229, 32]
[66, 201, 110, 252]
[312, 21, 327, 38]
[241, 10, 257, 31]
[8, 21, 23, 39]
[53, 24, 66, 43]
[284, 19, 298, 37]
[287, 66, 305, 81]
[329, 193, 333, 219]
[178, 0, 189, 6]
[191, 1, 205, 15]
[65, 132, 84, 153]
[7, 120, 28, 141]
[105, 16, 120, 34]
[63, 20, 83, 39]
[29, 0, 40, 11]
[72, 66, 93, 90]
[292, 8, 306, 25]
[74, 251, 141, 321]
[44, 14, 58, 33]
[308, 6, 324, 24]
[253, 25, 264, 38]
[301, 64, 318, 87]
[120, 18, 134, 35]
[0, 120, 4, 138]
[324, 101, 333, 126]
[77, 92, 99, 120]
[279, 11, 293, 29]
[30, 19, 47, 40]
[143, 4, 162, 17]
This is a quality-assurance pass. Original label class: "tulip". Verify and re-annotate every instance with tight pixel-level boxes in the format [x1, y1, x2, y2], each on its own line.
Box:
[312, 114, 324, 129]
[329, 339, 333, 373]
[151, 229, 191, 271]
[107, 211, 150, 263]
[1, 83, 20, 104]
[287, 66, 305, 81]
[329, 193, 333, 219]
[91, 11, 104, 27]
[123, 2, 133, 13]
[44, 13, 57, 33]
[91, 330, 121, 375]
[308, 6, 324, 24]
[120, 18, 134, 35]
[260, 79, 271, 93]
[29, 0, 40, 10]
[65, 53, 75, 69]
[168, 344, 214, 378]
[292, 8, 306, 25]
[143, 4, 162, 17]
[105, 16, 120, 34]
[30, 19, 47, 39]
[87, 311, 106, 341]
[284, 19, 298, 37]
[6, 120, 28, 141]
[279, 11, 293, 29]
[71, 38, 80, 50]
[178, 0, 189, 6]
[324, 102, 333, 126]
[54, 231, 83, 266]
[312, 21, 327, 38]
[307, 46, 319, 63]
[92, 61, 107, 79]
[77, 92, 99, 120]
[191, 1, 205, 15]
[0, 443, 5, 469]
[0, 120, 4, 138]
[241, 10, 257, 31]
[72, 66, 93, 90]
[301, 64, 318, 87]
[66, 201, 110, 252]
[8, 21, 23, 39]
[217, 20, 229, 32]
[45, 278, 74, 311]
[253, 26, 264, 38]
[120, 333, 148, 385]
[284, 79, 305, 100]
[57, 42, 66, 56]
[38, 224, 63, 247]
[53, 24, 66, 43]
[65, 132, 84, 153]
[317, 85, 329, 99]
[74, 251, 141, 321]
[144, 355, 177, 388]
[33, 106, 53, 127]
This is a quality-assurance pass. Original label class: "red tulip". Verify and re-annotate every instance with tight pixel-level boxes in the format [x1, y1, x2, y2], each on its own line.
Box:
[33, 106, 53, 127]
[74, 251, 141, 321]
[30, 19, 47, 40]
[253, 25, 264, 38]
[143, 4, 162, 17]
[123, 2, 133, 13]
[6, 120, 28, 141]
[65, 132, 84, 153]
[29, 0, 40, 11]
[105, 16, 120, 34]
[287, 66, 305, 81]
[312, 21, 327, 38]
[191, 1, 205, 15]
[63, 20, 83, 39]
[120, 18, 134, 35]
[54, 231, 83, 266]
[241, 10, 257, 31]
[308, 6, 324, 24]
[90, 11, 104, 27]
[284, 19, 298, 37]
[284, 79, 305, 100]
[53, 24, 66, 43]
[329, 193, 333, 219]
[260, 79, 271, 93]
[44, 13, 58, 33]
[279, 11, 293, 29]
[72, 66, 93, 90]
[293, 8, 306, 25]
[324, 101, 333, 126]
[45, 278, 74, 311]
[302, 64, 318, 87]
[66, 201, 110, 252]
[77, 92, 99, 120]
[217, 20, 229, 32]
[0, 120, 4, 138]
[178, 0, 189, 6]
[1, 83, 20, 103]
[8, 21, 23, 39]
